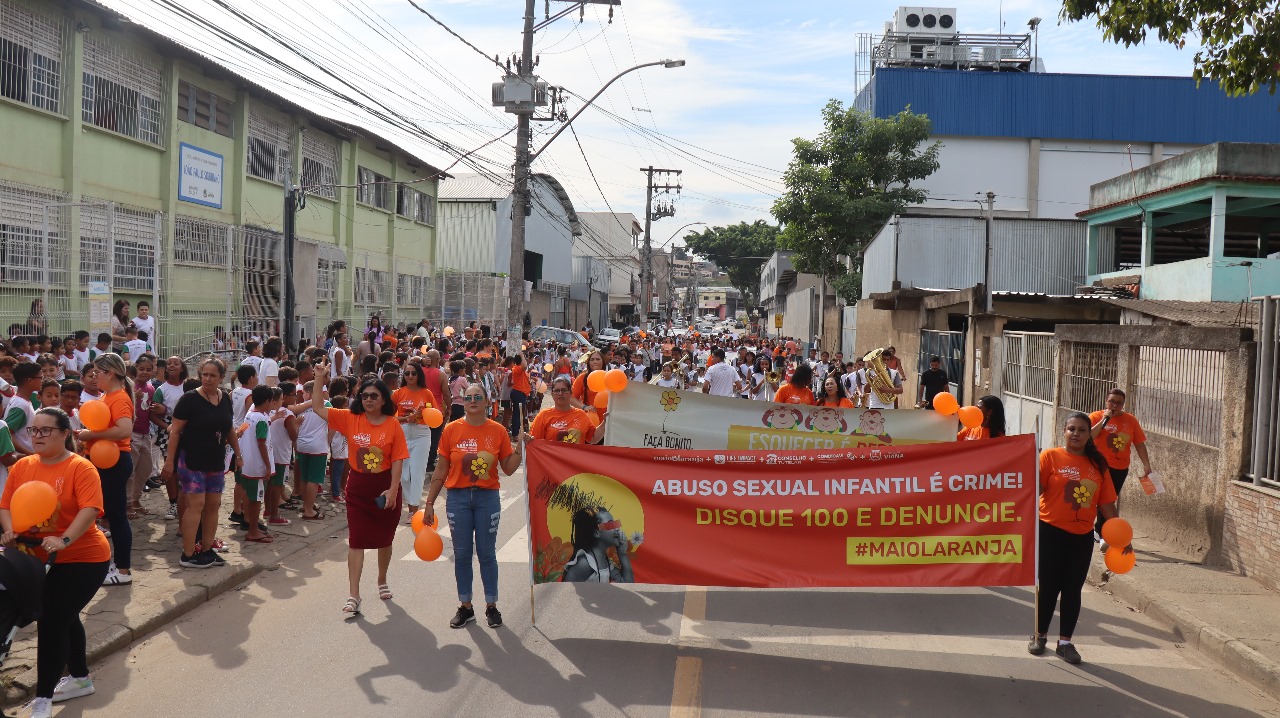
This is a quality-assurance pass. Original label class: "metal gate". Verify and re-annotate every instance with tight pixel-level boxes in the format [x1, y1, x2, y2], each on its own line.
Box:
[996, 331, 1056, 450]
[841, 305, 857, 359]
[918, 329, 964, 403]
[1248, 296, 1280, 488]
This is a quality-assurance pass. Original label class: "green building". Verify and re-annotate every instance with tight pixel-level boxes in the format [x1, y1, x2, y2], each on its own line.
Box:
[0, 0, 454, 358]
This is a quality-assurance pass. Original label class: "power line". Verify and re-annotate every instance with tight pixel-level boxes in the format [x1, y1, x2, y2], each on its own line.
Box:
[403, 0, 507, 73]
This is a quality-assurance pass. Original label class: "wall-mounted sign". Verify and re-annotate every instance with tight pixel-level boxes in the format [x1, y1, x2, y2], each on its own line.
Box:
[178, 143, 224, 209]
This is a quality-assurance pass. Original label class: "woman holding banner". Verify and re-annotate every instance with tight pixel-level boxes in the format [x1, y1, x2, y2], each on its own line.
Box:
[525, 378, 599, 444]
[424, 383, 521, 630]
[1030, 412, 1131, 664]
[773, 363, 814, 406]
[816, 375, 854, 409]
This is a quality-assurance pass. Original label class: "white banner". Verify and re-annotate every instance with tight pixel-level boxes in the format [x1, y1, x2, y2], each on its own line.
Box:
[178, 143, 224, 209]
[604, 383, 957, 451]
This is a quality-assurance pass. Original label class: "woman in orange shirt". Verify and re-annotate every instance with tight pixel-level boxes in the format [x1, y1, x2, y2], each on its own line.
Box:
[1030, 412, 1130, 665]
[392, 363, 437, 519]
[773, 363, 815, 406]
[423, 383, 521, 629]
[310, 363, 409, 616]
[525, 377, 599, 444]
[958, 395, 1007, 441]
[1, 407, 112, 712]
[74, 353, 134, 586]
[815, 375, 854, 408]
[571, 351, 606, 418]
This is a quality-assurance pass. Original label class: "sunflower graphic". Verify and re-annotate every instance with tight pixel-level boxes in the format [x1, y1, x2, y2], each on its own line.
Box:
[470, 456, 489, 475]
[1109, 432, 1130, 453]
[659, 391, 681, 412]
[1073, 484, 1092, 506]
[359, 446, 386, 473]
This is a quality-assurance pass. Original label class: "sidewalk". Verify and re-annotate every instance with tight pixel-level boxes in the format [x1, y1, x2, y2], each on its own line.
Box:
[0, 487, 348, 708]
[1088, 530, 1280, 703]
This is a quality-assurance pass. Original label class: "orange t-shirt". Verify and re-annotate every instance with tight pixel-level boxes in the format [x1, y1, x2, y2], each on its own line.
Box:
[0, 454, 111, 564]
[102, 388, 134, 452]
[510, 365, 532, 394]
[529, 406, 595, 444]
[438, 418, 513, 489]
[958, 426, 990, 441]
[391, 386, 435, 424]
[1088, 411, 1146, 469]
[774, 384, 814, 406]
[1038, 447, 1118, 534]
[818, 397, 854, 409]
[572, 373, 606, 420]
[327, 408, 410, 474]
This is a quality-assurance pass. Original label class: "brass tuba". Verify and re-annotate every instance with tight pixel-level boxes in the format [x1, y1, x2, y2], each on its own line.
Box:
[863, 347, 897, 405]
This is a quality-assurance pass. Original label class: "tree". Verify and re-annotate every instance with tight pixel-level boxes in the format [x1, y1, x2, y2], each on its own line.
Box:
[681, 220, 779, 308]
[1060, 1, 1279, 97]
[772, 100, 940, 303]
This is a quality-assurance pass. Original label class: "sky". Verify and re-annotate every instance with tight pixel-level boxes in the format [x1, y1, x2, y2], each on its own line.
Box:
[102, 0, 1203, 248]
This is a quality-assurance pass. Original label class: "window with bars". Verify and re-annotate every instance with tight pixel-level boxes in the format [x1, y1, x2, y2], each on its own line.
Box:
[316, 257, 337, 302]
[357, 167, 389, 210]
[247, 106, 290, 182]
[79, 202, 159, 291]
[355, 266, 389, 305]
[177, 80, 232, 137]
[0, 0, 63, 114]
[396, 273, 427, 306]
[396, 184, 434, 224]
[82, 34, 163, 145]
[301, 131, 339, 200]
[242, 228, 282, 319]
[174, 216, 230, 267]
[0, 180, 69, 286]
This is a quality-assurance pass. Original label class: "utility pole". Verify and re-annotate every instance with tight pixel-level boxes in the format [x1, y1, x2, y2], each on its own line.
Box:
[984, 190, 995, 314]
[640, 166, 681, 330]
[283, 173, 298, 352]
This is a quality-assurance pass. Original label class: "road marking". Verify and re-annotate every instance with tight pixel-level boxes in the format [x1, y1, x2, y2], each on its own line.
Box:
[670, 587, 707, 718]
[400, 489, 527, 561]
[495, 523, 529, 564]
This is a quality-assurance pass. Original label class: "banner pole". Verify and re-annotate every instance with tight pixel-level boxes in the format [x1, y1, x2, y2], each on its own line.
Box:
[523, 433, 536, 627]
[1033, 414, 1041, 639]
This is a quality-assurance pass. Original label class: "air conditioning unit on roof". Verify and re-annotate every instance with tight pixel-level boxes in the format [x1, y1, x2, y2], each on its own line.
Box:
[893, 6, 958, 36]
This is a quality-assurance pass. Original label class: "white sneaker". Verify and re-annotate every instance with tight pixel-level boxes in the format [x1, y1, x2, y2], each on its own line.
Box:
[102, 566, 133, 586]
[53, 675, 95, 702]
[29, 696, 52, 718]
[165, 503, 178, 520]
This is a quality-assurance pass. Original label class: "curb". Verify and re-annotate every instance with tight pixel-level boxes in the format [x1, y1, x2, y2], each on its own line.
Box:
[4, 519, 345, 706]
[1089, 563, 1280, 704]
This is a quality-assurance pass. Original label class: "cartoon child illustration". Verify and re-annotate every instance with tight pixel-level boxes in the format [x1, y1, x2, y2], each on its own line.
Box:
[562, 507, 640, 583]
[850, 409, 893, 444]
[805, 407, 847, 434]
[762, 407, 804, 431]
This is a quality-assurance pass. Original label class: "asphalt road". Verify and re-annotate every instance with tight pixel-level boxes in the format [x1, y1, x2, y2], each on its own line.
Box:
[68, 482, 1280, 718]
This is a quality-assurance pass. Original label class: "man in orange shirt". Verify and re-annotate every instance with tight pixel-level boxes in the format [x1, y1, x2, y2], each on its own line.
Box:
[1089, 388, 1153, 537]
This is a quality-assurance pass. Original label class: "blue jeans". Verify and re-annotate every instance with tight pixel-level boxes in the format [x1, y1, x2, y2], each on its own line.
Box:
[446, 487, 501, 604]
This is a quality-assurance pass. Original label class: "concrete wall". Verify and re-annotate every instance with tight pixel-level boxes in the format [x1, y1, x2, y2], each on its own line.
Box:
[1221, 482, 1280, 591]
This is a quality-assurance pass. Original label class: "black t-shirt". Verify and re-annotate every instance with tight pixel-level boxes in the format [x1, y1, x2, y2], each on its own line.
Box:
[920, 368, 950, 402]
[172, 389, 233, 472]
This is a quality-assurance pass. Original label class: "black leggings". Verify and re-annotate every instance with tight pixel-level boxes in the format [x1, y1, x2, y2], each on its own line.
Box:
[99, 453, 134, 570]
[1036, 521, 1095, 638]
[36, 560, 111, 697]
[1094, 467, 1129, 535]
[509, 390, 527, 436]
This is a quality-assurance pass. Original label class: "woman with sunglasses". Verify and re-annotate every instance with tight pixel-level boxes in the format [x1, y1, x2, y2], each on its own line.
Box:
[310, 362, 409, 616]
[524, 377, 600, 445]
[423, 383, 521, 629]
[392, 361, 437, 520]
[74, 353, 134, 586]
[1, 408, 112, 716]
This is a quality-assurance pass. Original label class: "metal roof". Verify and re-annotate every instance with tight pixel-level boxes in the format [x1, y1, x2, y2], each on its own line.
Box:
[1098, 298, 1259, 327]
[869, 68, 1280, 145]
[439, 173, 510, 200]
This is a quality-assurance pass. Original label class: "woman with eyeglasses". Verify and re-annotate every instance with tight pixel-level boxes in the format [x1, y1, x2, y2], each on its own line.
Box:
[1, 408, 112, 716]
[523, 377, 600, 444]
[392, 361, 437, 520]
[423, 382, 521, 629]
[74, 354, 134, 586]
[310, 362, 409, 617]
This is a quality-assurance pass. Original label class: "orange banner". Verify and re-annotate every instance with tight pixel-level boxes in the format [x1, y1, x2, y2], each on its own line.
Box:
[526, 435, 1038, 588]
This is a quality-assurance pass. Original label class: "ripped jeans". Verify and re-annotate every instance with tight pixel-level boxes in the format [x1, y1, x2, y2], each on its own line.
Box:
[446, 487, 502, 604]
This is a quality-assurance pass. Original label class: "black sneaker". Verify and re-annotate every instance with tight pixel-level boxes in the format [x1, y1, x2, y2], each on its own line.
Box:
[200, 549, 225, 566]
[485, 605, 503, 628]
[1027, 635, 1047, 655]
[1055, 641, 1082, 664]
[179, 551, 215, 569]
[145, 477, 164, 490]
[449, 605, 476, 629]
[229, 512, 244, 525]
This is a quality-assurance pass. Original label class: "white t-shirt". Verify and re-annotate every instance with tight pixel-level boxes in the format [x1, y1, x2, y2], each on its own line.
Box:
[131, 315, 156, 345]
[5, 395, 35, 454]
[704, 361, 740, 397]
[751, 371, 774, 401]
[57, 354, 76, 380]
[863, 368, 903, 410]
[268, 409, 295, 465]
[629, 363, 647, 382]
[154, 381, 185, 419]
[241, 355, 262, 377]
[328, 346, 352, 376]
[260, 358, 280, 386]
[330, 426, 348, 460]
[72, 348, 91, 374]
[123, 339, 149, 364]
[238, 409, 274, 477]
[655, 376, 681, 389]
[231, 386, 253, 428]
[295, 407, 329, 455]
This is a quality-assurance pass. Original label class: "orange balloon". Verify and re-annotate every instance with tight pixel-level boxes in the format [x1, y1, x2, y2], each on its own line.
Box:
[543, 363, 554, 373]
[592, 390, 611, 410]
[958, 405, 983, 429]
[585, 411, 601, 427]
[586, 370, 607, 392]
[932, 392, 959, 416]
[1104, 546, 1136, 574]
[414, 526, 443, 561]
[80, 400, 111, 432]
[604, 368, 628, 393]
[443, 326, 455, 336]
[10, 481, 58, 532]
[410, 509, 438, 534]
[1101, 518, 1134, 548]
[89, 440, 121, 469]
[422, 407, 444, 428]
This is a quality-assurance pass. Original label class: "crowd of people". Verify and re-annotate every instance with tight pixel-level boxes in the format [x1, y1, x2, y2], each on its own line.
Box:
[0, 311, 1154, 715]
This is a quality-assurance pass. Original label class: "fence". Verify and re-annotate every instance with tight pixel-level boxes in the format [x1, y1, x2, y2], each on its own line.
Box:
[1061, 342, 1118, 414]
[918, 329, 964, 402]
[1248, 296, 1280, 488]
[996, 331, 1055, 449]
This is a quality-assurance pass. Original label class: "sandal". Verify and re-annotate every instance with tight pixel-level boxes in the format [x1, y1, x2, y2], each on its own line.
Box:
[244, 534, 275, 543]
[343, 597, 362, 616]
[378, 584, 393, 601]
[302, 511, 326, 521]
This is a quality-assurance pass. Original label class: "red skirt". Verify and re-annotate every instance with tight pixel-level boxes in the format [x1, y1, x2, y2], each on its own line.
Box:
[345, 468, 401, 549]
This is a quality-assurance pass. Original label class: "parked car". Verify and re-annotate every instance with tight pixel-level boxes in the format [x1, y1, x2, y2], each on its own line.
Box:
[529, 326, 592, 349]
[593, 327, 622, 348]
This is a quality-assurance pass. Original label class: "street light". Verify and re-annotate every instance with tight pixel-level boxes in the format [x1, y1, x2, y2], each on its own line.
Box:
[1027, 17, 1041, 72]
[659, 221, 705, 249]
